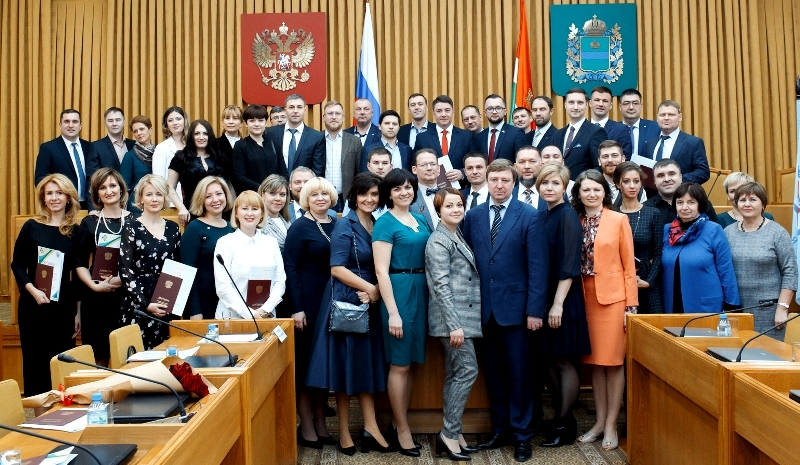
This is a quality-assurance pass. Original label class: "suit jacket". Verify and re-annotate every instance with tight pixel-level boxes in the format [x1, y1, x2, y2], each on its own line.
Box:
[425, 223, 482, 338]
[643, 131, 710, 184]
[525, 124, 558, 151]
[337, 132, 362, 196]
[630, 118, 661, 157]
[511, 182, 549, 210]
[344, 124, 381, 147]
[472, 123, 527, 162]
[408, 186, 436, 232]
[267, 124, 326, 176]
[361, 140, 412, 172]
[552, 121, 607, 180]
[597, 119, 634, 159]
[34, 137, 99, 193]
[587, 208, 638, 306]
[231, 135, 288, 194]
[92, 136, 135, 171]
[398, 121, 431, 147]
[461, 198, 549, 325]
[413, 126, 473, 170]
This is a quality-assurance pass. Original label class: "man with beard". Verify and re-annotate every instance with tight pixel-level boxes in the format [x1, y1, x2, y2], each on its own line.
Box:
[472, 94, 527, 163]
[597, 140, 644, 204]
[323, 100, 362, 211]
[511, 146, 546, 210]
[527, 96, 557, 150]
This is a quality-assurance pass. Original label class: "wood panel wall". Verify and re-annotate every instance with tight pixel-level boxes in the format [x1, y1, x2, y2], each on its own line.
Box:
[1, 0, 799, 296]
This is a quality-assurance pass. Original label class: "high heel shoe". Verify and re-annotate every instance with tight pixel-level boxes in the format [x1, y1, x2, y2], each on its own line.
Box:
[435, 433, 471, 461]
[602, 432, 618, 451]
[387, 425, 422, 449]
[360, 430, 394, 454]
[297, 427, 322, 449]
[338, 441, 356, 456]
[459, 444, 479, 454]
[578, 430, 602, 443]
[317, 434, 335, 446]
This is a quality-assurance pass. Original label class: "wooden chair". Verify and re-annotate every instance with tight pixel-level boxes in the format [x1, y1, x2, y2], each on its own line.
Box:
[703, 167, 731, 206]
[784, 313, 800, 345]
[774, 167, 796, 204]
[109, 324, 144, 369]
[49, 345, 95, 390]
[0, 379, 26, 437]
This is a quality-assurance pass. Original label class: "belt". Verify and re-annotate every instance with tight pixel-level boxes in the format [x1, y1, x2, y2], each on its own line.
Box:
[389, 268, 425, 274]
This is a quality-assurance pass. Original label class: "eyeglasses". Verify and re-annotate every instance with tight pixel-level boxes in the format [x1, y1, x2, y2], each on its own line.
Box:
[620, 101, 641, 107]
[485, 106, 506, 113]
[416, 163, 438, 169]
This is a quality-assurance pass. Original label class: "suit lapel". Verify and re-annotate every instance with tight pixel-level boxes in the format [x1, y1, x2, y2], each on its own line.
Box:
[671, 132, 687, 159]
[491, 201, 521, 255]
[413, 188, 434, 230]
[472, 202, 494, 257]
[437, 224, 478, 271]
[57, 139, 79, 177]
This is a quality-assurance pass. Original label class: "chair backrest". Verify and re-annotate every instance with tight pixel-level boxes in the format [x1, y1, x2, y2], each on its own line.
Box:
[774, 167, 796, 204]
[784, 313, 800, 345]
[50, 345, 95, 390]
[109, 324, 144, 369]
[0, 379, 26, 435]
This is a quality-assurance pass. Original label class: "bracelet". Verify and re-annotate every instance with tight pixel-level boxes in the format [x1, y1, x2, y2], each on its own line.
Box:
[778, 302, 790, 309]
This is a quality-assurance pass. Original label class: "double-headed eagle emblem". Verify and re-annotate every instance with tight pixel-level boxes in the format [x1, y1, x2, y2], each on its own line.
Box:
[253, 22, 315, 91]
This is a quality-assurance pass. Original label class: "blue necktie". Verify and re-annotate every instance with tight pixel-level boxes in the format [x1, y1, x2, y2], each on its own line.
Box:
[490, 204, 505, 246]
[628, 125, 635, 152]
[655, 135, 670, 161]
[287, 129, 298, 167]
[71, 142, 87, 200]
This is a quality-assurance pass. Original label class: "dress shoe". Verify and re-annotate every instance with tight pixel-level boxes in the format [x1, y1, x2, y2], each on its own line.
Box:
[459, 444, 479, 454]
[317, 435, 335, 446]
[514, 440, 532, 462]
[360, 430, 394, 454]
[435, 433, 471, 461]
[602, 432, 618, 451]
[541, 416, 577, 447]
[578, 430, 602, 443]
[338, 441, 356, 456]
[477, 433, 512, 450]
[386, 424, 422, 449]
[297, 428, 322, 450]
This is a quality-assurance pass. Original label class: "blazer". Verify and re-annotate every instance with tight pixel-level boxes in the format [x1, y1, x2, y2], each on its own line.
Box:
[587, 208, 639, 306]
[630, 118, 661, 157]
[216, 135, 237, 163]
[92, 135, 135, 171]
[408, 186, 436, 232]
[231, 135, 288, 194]
[471, 123, 527, 162]
[361, 139, 413, 172]
[661, 219, 741, 313]
[526, 124, 558, 151]
[344, 124, 382, 147]
[643, 131, 710, 184]
[413, 125, 474, 171]
[552, 121, 607, 180]
[461, 198, 549, 325]
[425, 223, 482, 338]
[597, 119, 634, 159]
[34, 136, 99, 192]
[398, 121, 431, 147]
[337, 131, 362, 196]
[267, 124, 326, 176]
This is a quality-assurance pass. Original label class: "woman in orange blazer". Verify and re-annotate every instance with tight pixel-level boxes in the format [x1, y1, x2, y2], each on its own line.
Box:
[570, 169, 637, 451]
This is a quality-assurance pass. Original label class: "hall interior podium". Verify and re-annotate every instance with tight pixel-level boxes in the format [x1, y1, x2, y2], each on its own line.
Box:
[627, 313, 800, 465]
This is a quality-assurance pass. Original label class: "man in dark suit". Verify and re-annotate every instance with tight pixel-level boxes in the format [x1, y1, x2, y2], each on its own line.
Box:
[461, 105, 484, 135]
[344, 98, 381, 147]
[618, 88, 660, 158]
[642, 99, 710, 185]
[92, 107, 135, 171]
[552, 87, 607, 180]
[397, 93, 431, 148]
[511, 107, 533, 135]
[526, 96, 557, 151]
[362, 110, 412, 172]
[462, 160, 548, 462]
[472, 94, 527, 164]
[323, 100, 361, 211]
[408, 149, 440, 231]
[461, 151, 488, 213]
[35, 109, 99, 209]
[511, 146, 548, 210]
[589, 86, 633, 158]
[266, 93, 325, 176]
[231, 104, 288, 194]
[414, 95, 473, 183]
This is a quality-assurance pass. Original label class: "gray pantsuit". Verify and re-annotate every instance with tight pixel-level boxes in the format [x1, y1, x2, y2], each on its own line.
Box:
[440, 338, 479, 438]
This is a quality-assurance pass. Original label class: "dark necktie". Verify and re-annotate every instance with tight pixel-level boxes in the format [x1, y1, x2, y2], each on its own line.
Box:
[488, 128, 497, 162]
[564, 126, 575, 154]
[426, 187, 440, 196]
[490, 204, 505, 246]
[470, 191, 480, 209]
[287, 129, 298, 165]
[524, 189, 533, 206]
[71, 142, 87, 200]
[628, 124, 635, 152]
[655, 135, 670, 161]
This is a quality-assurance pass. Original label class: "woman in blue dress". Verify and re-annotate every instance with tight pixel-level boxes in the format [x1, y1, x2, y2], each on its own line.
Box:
[373, 168, 431, 457]
[306, 173, 392, 455]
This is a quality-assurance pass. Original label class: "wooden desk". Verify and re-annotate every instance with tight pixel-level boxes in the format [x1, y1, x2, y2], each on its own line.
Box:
[627, 313, 800, 465]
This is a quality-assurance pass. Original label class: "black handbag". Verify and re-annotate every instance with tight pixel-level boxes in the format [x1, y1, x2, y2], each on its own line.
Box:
[318, 222, 369, 334]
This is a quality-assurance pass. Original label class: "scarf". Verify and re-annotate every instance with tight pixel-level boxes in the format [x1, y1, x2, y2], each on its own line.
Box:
[133, 141, 155, 167]
[667, 213, 708, 246]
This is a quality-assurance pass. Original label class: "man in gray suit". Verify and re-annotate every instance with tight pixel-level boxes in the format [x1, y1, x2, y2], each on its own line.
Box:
[323, 100, 361, 211]
[409, 148, 440, 231]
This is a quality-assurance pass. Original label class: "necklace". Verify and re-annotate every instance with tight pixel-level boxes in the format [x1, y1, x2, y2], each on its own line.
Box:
[96, 208, 124, 238]
[625, 209, 642, 237]
[739, 216, 766, 232]
[307, 212, 330, 223]
[392, 212, 419, 232]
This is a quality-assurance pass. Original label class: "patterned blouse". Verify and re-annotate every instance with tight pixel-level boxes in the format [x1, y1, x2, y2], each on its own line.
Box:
[581, 211, 602, 276]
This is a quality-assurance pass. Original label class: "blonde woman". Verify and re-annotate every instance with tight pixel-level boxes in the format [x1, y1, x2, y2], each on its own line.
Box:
[11, 174, 80, 395]
[718, 172, 774, 229]
[258, 174, 292, 251]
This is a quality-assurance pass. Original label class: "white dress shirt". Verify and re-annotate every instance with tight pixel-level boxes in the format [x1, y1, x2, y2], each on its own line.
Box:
[465, 184, 489, 212]
[62, 136, 86, 200]
[563, 118, 586, 153]
[324, 130, 343, 193]
[435, 124, 454, 154]
[517, 184, 540, 207]
[591, 116, 609, 127]
[151, 137, 183, 206]
[282, 123, 305, 167]
[654, 127, 680, 160]
[627, 118, 641, 155]
[419, 184, 440, 228]
[486, 121, 506, 149]
[213, 229, 286, 319]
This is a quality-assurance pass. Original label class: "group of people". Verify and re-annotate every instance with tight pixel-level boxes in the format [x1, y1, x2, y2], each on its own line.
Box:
[15, 87, 797, 462]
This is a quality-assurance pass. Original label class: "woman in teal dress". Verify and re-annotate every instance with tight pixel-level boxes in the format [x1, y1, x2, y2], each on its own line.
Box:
[373, 168, 431, 457]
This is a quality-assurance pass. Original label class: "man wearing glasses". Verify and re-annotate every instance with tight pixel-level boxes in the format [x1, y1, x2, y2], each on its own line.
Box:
[618, 88, 660, 158]
[471, 94, 527, 164]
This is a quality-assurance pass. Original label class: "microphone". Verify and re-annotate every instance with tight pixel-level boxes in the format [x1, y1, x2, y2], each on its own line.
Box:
[133, 310, 237, 368]
[0, 423, 103, 464]
[215, 254, 264, 340]
[57, 354, 190, 422]
[734, 312, 800, 362]
[678, 299, 777, 337]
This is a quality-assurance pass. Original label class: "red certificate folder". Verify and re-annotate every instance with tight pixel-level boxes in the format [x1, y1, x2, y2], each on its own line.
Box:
[34, 263, 54, 297]
[91, 246, 120, 280]
[246, 280, 271, 309]
[152, 273, 183, 314]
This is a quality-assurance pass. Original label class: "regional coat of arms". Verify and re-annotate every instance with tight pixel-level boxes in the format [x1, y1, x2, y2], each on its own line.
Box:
[566, 15, 623, 84]
[252, 22, 315, 91]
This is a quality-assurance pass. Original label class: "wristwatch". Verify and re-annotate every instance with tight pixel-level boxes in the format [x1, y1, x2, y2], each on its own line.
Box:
[778, 302, 790, 309]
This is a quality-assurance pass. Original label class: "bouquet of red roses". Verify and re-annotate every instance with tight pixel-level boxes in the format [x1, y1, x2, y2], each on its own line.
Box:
[169, 362, 210, 398]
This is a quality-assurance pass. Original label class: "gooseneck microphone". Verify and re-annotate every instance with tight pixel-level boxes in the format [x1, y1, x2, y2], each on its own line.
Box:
[133, 310, 238, 367]
[735, 312, 800, 362]
[678, 299, 777, 337]
[215, 254, 264, 340]
[0, 423, 102, 464]
[56, 354, 189, 422]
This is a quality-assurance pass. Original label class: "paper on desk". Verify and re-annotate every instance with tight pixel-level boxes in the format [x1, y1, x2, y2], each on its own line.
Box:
[20, 408, 88, 432]
[206, 333, 259, 343]
[127, 346, 199, 362]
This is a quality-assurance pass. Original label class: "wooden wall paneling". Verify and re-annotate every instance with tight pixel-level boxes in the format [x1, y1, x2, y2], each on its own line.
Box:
[742, 0, 762, 180]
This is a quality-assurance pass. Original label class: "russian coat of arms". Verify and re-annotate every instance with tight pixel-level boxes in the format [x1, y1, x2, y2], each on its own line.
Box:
[252, 22, 315, 91]
[566, 15, 623, 84]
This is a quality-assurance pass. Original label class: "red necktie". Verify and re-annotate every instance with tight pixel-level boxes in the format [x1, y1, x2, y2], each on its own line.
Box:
[441, 129, 449, 156]
[488, 128, 497, 162]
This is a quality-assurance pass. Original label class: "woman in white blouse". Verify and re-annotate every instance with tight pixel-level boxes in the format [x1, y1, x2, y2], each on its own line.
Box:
[213, 190, 286, 319]
[152, 106, 188, 212]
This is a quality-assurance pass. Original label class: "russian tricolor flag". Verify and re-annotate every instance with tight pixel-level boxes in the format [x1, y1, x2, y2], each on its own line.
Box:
[355, 3, 380, 125]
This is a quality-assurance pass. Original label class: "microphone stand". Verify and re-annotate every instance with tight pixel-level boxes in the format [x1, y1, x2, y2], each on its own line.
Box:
[215, 254, 264, 340]
[735, 312, 800, 362]
[0, 423, 102, 464]
[678, 299, 777, 337]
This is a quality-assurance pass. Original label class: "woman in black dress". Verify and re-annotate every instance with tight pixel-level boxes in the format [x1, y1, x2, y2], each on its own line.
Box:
[75, 168, 131, 366]
[284, 177, 338, 448]
[216, 105, 242, 166]
[11, 174, 80, 396]
[613, 162, 663, 313]
[167, 119, 231, 225]
[120, 175, 181, 349]
[536, 163, 591, 447]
